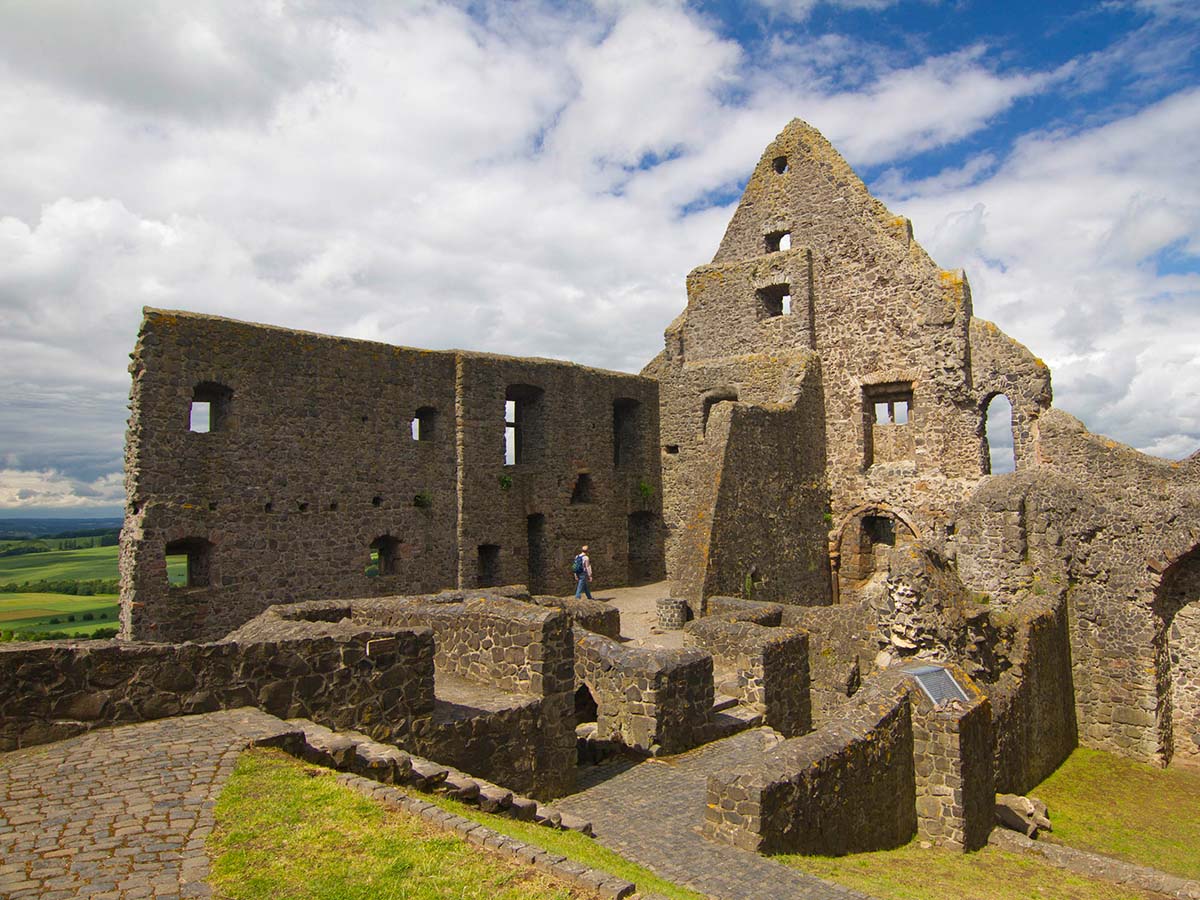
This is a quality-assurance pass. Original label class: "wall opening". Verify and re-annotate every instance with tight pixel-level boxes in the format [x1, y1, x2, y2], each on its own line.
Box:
[627, 511, 663, 585]
[575, 684, 599, 725]
[570, 473, 594, 505]
[863, 382, 914, 468]
[189, 382, 232, 433]
[765, 231, 792, 253]
[836, 509, 916, 601]
[477, 544, 501, 587]
[367, 535, 401, 577]
[702, 390, 738, 437]
[1154, 545, 1200, 765]
[772, 155, 789, 174]
[165, 537, 214, 588]
[757, 284, 791, 318]
[411, 406, 437, 442]
[526, 514, 548, 594]
[982, 394, 1016, 474]
[504, 384, 545, 465]
[612, 398, 641, 468]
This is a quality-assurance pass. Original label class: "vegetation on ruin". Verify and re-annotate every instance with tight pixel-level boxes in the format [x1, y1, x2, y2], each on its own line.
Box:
[778, 839, 1164, 900]
[423, 791, 706, 900]
[208, 748, 597, 900]
[1032, 746, 1200, 880]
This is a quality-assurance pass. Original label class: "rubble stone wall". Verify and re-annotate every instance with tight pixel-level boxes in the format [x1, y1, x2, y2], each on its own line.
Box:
[702, 676, 916, 854]
[0, 628, 434, 752]
[121, 309, 662, 643]
[684, 618, 812, 737]
[779, 602, 875, 724]
[908, 665, 994, 851]
[573, 627, 713, 755]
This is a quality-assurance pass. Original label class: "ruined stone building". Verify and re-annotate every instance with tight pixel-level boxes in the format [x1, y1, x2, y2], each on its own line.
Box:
[6, 119, 1196, 863]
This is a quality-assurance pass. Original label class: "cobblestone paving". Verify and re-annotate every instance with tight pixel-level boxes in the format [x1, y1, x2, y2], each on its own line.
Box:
[557, 727, 874, 900]
[0, 708, 295, 899]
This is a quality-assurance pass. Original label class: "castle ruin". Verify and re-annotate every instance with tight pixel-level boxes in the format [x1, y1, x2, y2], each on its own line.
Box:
[5, 120, 1198, 863]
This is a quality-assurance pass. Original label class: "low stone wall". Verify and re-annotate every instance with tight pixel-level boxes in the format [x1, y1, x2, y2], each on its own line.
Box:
[703, 675, 916, 854]
[684, 618, 811, 737]
[985, 594, 1078, 794]
[574, 627, 713, 755]
[0, 627, 433, 752]
[779, 601, 875, 724]
[705, 595, 784, 626]
[906, 663, 994, 850]
[524, 594, 622, 639]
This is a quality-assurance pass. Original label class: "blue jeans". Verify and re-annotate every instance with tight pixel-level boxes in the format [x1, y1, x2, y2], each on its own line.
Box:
[575, 576, 592, 599]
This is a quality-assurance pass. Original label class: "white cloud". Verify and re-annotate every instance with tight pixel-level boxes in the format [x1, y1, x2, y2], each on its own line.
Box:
[0, 469, 124, 510]
[0, 0, 1194, 509]
[890, 88, 1200, 458]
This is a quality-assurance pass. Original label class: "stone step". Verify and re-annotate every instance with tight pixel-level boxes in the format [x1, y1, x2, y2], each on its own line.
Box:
[711, 693, 740, 713]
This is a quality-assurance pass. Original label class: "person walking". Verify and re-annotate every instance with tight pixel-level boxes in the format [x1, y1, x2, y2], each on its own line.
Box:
[573, 545, 593, 599]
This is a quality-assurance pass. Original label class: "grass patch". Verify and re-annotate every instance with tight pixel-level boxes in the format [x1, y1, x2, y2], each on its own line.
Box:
[1032, 746, 1200, 879]
[209, 748, 596, 900]
[0, 593, 120, 636]
[423, 792, 705, 900]
[778, 839, 1163, 900]
[0, 544, 121, 584]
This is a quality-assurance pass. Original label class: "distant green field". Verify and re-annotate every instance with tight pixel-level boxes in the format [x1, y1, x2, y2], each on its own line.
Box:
[0, 593, 120, 636]
[0, 544, 121, 584]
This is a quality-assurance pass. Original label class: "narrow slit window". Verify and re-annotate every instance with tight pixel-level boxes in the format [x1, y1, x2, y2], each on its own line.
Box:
[189, 401, 211, 433]
[505, 400, 517, 465]
[504, 385, 544, 466]
[412, 406, 437, 442]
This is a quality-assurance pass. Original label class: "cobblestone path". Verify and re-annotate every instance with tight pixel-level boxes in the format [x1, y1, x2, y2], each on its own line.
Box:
[556, 728, 874, 900]
[0, 708, 294, 899]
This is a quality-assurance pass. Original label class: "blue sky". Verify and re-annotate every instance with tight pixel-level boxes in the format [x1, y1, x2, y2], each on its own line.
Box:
[0, 0, 1197, 515]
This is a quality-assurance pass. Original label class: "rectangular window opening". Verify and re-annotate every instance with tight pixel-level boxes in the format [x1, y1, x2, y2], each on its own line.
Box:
[190, 401, 212, 433]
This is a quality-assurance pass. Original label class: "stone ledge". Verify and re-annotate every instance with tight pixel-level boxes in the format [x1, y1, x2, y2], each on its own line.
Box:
[988, 827, 1200, 900]
[332, 769, 636, 899]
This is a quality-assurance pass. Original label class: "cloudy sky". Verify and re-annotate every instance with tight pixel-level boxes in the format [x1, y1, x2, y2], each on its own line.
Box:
[1, 0, 1197, 515]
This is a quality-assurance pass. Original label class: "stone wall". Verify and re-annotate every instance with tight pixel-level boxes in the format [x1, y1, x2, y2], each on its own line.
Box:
[0, 627, 433, 752]
[684, 618, 811, 737]
[906, 663, 994, 850]
[573, 627, 713, 755]
[702, 675, 916, 854]
[652, 348, 831, 606]
[523, 593, 622, 639]
[229, 589, 578, 798]
[121, 309, 662, 643]
[778, 602, 875, 724]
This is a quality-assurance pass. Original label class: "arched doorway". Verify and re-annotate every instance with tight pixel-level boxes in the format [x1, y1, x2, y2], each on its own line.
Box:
[833, 506, 918, 604]
[1157, 546, 1200, 765]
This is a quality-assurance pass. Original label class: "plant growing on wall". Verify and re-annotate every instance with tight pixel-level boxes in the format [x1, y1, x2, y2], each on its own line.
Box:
[498, 473, 513, 491]
[637, 478, 654, 502]
[413, 491, 433, 509]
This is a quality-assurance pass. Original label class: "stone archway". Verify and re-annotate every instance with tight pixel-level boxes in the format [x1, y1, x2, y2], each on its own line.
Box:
[832, 504, 920, 605]
[1156, 545, 1200, 765]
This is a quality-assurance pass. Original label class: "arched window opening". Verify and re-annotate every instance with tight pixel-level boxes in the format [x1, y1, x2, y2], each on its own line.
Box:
[772, 156, 789, 174]
[165, 537, 214, 588]
[189, 382, 232, 433]
[983, 394, 1015, 474]
[411, 406, 437, 441]
[367, 535, 401, 577]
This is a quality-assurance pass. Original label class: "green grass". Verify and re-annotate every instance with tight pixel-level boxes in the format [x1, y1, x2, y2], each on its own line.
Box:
[209, 749, 600, 900]
[1032, 746, 1200, 880]
[0, 544, 121, 584]
[423, 791, 705, 900]
[778, 839, 1163, 900]
[0, 593, 120, 636]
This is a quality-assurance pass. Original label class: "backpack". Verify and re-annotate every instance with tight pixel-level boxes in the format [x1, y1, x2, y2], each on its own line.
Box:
[572, 554, 585, 575]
